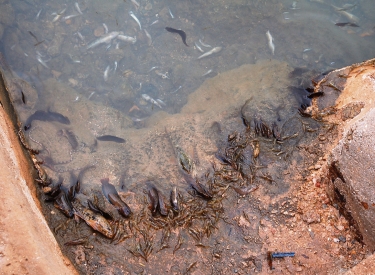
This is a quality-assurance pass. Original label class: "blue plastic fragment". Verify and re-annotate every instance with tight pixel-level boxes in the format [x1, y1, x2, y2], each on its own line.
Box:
[271, 252, 295, 258]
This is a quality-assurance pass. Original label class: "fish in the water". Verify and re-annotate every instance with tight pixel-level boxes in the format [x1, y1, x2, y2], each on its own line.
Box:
[86, 31, 119, 50]
[165, 27, 189, 46]
[96, 135, 125, 143]
[197, 46, 222, 59]
[101, 178, 132, 217]
[24, 110, 70, 130]
[266, 30, 275, 55]
[129, 11, 142, 30]
[335, 22, 359, 27]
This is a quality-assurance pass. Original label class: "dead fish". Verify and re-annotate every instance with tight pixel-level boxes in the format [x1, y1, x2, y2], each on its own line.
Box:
[96, 135, 125, 143]
[170, 186, 180, 212]
[101, 178, 132, 218]
[86, 31, 119, 50]
[158, 192, 168, 216]
[197, 46, 222, 59]
[142, 94, 163, 108]
[183, 172, 213, 199]
[146, 181, 159, 215]
[87, 199, 113, 220]
[24, 110, 70, 130]
[117, 34, 137, 44]
[165, 27, 188, 46]
[266, 30, 275, 55]
[129, 11, 141, 30]
[54, 191, 74, 218]
[74, 205, 114, 238]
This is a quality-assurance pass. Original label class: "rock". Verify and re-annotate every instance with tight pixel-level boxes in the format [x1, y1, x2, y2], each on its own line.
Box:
[327, 109, 375, 250]
[302, 210, 321, 224]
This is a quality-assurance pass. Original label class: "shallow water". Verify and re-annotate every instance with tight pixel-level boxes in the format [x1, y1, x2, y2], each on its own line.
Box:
[0, 0, 374, 273]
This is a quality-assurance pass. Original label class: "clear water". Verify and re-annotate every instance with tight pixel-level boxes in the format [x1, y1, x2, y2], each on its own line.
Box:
[0, 0, 374, 273]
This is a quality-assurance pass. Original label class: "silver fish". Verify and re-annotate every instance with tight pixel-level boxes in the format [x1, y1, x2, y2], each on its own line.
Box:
[202, 69, 213, 77]
[117, 34, 137, 44]
[194, 42, 204, 53]
[169, 8, 174, 19]
[156, 99, 166, 107]
[87, 31, 119, 50]
[129, 11, 141, 30]
[266, 30, 275, 55]
[103, 23, 108, 34]
[199, 39, 212, 48]
[197, 46, 222, 59]
[104, 65, 110, 81]
[144, 29, 152, 46]
[131, 0, 140, 10]
[36, 9, 42, 20]
[114, 61, 118, 72]
[52, 7, 66, 23]
[142, 94, 162, 108]
[332, 5, 359, 22]
[148, 66, 159, 73]
[37, 55, 49, 69]
[75, 2, 83, 15]
[150, 20, 159, 26]
[63, 14, 80, 20]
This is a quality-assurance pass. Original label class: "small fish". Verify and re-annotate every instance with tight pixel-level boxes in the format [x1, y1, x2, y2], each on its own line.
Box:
[24, 110, 70, 130]
[144, 29, 152, 46]
[76, 32, 85, 42]
[96, 135, 125, 143]
[169, 8, 174, 19]
[114, 61, 118, 72]
[156, 99, 166, 107]
[266, 30, 275, 55]
[335, 22, 359, 27]
[75, 2, 83, 15]
[131, 0, 140, 10]
[332, 5, 359, 23]
[146, 182, 159, 215]
[202, 69, 213, 77]
[35, 9, 42, 20]
[63, 14, 80, 20]
[52, 7, 66, 23]
[103, 65, 110, 81]
[165, 27, 188, 46]
[170, 186, 179, 212]
[142, 94, 163, 108]
[54, 192, 74, 218]
[335, 3, 357, 12]
[172, 86, 182, 93]
[148, 66, 159, 73]
[150, 20, 159, 26]
[74, 205, 114, 238]
[155, 70, 169, 79]
[129, 11, 142, 30]
[194, 42, 204, 53]
[117, 34, 137, 44]
[101, 178, 132, 218]
[199, 39, 212, 48]
[87, 31, 119, 50]
[197, 46, 222, 59]
[103, 23, 109, 34]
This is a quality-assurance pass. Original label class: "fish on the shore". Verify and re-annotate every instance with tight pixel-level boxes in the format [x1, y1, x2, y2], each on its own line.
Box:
[24, 110, 70, 130]
[96, 135, 126, 143]
[165, 27, 188, 46]
[266, 30, 275, 55]
[86, 31, 119, 50]
[101, 178, 132, 218]
[197, 46, 222, 59]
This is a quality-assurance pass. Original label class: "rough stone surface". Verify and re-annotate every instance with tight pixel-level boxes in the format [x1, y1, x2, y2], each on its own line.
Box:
[316, 59, 375, 251]
[329, 108, 375, 250]
[0, 105, 77, 274]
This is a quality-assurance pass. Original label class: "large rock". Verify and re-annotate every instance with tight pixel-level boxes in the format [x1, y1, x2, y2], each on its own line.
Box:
[317, 59, 375, 251]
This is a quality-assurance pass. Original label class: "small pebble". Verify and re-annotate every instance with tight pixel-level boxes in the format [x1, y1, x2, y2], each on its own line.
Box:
[338, 236, 346, 243]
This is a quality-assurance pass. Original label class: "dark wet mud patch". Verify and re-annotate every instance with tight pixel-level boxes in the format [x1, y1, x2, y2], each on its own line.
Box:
[5, 59, 364, 274]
